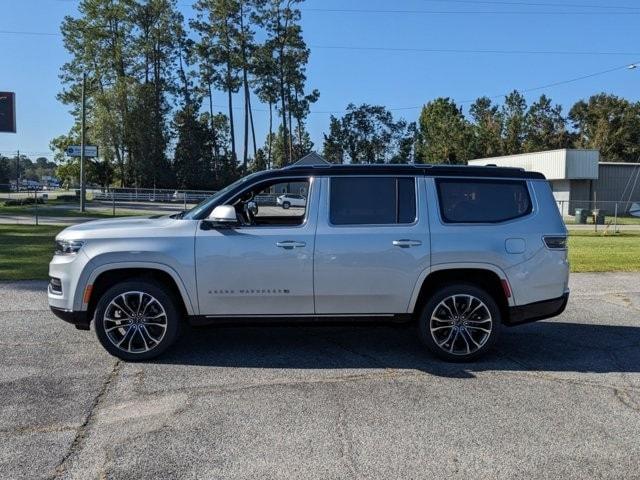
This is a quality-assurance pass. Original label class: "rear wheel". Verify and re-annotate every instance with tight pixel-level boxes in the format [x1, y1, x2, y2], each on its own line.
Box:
[418, 284, 501, 362]
[94, 280, 181, 361]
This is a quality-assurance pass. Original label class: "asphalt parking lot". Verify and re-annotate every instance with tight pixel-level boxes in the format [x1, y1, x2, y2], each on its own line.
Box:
[1, 273, 639, 480]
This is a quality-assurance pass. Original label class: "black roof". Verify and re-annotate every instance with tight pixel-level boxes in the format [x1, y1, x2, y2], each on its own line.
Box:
[273, 163, 545, 180]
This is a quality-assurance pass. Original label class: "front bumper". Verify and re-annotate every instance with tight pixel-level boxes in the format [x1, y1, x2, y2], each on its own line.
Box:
[50, 306, 91, 330]
[506, 291, 569, 326]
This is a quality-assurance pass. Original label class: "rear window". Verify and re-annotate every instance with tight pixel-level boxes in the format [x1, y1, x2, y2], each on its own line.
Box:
[330, 177, 416, 225]
[436, 179, 531, 223]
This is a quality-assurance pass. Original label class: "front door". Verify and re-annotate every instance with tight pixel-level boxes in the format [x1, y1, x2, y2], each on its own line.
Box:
[195, 177, 317, 316]
[314, 176, 430, 314]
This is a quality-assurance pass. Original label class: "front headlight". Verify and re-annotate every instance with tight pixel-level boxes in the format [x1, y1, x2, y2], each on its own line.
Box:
[54, 240, 85, 255]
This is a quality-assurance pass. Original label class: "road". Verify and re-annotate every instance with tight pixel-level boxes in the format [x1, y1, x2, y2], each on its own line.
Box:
[1, 273, 639, 479]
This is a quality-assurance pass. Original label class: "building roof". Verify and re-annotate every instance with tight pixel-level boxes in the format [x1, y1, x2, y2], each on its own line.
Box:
[293, 151, 331, 166]
[468, 148, 599, 180]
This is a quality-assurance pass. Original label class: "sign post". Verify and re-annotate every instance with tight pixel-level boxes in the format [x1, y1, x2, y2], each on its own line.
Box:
[80, 73, 86, 212]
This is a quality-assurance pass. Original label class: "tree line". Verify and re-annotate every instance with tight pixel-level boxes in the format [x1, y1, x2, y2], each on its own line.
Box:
[52, 0, 640, 191]
[0, 156, 59, 189]
[322, 92, 640, 165]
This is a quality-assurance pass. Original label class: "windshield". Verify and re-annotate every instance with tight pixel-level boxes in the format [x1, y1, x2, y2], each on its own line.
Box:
[182, 172, 264, 220]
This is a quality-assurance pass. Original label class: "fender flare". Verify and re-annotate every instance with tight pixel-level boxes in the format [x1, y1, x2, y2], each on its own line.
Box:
[75, 261, 196, 315]
[407, 262, 514, 313]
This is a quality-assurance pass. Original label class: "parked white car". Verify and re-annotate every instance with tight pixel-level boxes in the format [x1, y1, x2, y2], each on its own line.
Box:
[277, 193, 306, 209]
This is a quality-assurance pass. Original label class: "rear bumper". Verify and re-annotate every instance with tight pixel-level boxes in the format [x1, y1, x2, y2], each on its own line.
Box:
[506, 292, 569, 326]
[50, 306, 91, 331]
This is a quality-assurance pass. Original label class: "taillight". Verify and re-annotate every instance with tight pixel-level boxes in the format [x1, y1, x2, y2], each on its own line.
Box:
[543, 236, 567, 250]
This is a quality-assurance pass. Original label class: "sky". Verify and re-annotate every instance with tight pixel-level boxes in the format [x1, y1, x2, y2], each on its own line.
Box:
[0, 0, 639, 161]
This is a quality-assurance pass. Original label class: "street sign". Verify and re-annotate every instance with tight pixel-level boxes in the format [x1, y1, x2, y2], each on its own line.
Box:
[66, 145, 98, 157]
[0, 92, 16, 133]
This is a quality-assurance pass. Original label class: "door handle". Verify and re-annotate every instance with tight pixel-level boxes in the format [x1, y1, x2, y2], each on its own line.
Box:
[276, 240, 307, 249]
[392, 239, 422, 248]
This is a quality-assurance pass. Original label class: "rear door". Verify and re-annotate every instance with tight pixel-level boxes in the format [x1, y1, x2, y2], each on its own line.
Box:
[313, 176, 430, 314]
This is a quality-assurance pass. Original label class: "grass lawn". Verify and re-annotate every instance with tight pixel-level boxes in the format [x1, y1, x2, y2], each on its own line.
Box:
[1, 225, 639, 281]
[568, 231, 640, 272]
[0, 225, 63, 281]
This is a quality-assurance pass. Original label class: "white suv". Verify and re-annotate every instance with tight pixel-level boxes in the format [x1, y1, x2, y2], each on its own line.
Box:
[276, 193, 306, 209]
[49, 164, 569, 362]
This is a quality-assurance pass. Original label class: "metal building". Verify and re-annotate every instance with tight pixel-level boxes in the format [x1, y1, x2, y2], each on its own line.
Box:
[468, 149, 640, 216]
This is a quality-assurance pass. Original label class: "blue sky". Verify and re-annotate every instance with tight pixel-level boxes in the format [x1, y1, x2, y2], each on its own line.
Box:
[0, 0, 639, 161]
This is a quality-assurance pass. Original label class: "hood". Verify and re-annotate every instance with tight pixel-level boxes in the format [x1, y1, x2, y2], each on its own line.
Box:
[56, 215, 181, 241]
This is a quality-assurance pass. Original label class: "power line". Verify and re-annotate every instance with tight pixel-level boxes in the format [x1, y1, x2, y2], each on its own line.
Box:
[44, 0, 640, 10]
[312, 45, 640, 57]
[0, 150, 56, 157]
[403, 0, 640, 10]
[459, 62, 637, 104]
[0, 30, 59, 36]
[0, 30, 636, 58]
[302, 8, 639, 15]
[219, 61, 637, 114]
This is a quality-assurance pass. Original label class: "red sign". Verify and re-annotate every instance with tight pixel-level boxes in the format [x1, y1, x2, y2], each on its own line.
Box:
[0, 92, 16, 133]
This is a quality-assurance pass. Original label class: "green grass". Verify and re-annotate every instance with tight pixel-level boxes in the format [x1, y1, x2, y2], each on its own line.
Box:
[0, 225, 63, 281]
[568, 231, 640, 272]
[1, 225, 639, 282]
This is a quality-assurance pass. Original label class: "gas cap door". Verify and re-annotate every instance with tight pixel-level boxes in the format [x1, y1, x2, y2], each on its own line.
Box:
[505, 238, 526, 254]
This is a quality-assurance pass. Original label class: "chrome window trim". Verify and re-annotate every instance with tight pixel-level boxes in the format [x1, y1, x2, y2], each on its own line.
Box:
[432, 177, 536, 227]
[219, 176, 315, 231]
[325, 175, 420, 228]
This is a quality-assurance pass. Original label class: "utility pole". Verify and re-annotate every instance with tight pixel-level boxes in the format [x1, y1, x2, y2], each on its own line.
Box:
[80, 72, 86, 212]
[15, 149, 19, 191]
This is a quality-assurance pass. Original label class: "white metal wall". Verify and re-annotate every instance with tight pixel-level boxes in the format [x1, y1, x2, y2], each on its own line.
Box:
[468, 149, 599, 180]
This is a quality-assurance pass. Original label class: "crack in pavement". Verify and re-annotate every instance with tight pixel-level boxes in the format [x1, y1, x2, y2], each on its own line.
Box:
[48, 360, 122, 480]
[336, 405, 360, 479]
[0, 424, 79, 435]
[614, 388, 640, 413]
[141, 370, 414, 399]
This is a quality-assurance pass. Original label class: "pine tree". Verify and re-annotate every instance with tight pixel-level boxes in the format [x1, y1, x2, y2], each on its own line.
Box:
[416, 98, 472, 164]
[469, 97, 503, 158]
[502, 90, 527, 155]
[192, 0, 243, 165]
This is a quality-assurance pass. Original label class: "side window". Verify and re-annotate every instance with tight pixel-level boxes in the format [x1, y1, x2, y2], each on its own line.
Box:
[329, 177, 417, 226]
[231, 178, 309, 227]
[436, 178, 531, 223]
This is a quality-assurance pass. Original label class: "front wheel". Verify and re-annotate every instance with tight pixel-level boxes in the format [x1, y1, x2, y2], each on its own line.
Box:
[282, 201, 291, 209]
[94, 280, 181, 361]
[418, 284, 501, 362]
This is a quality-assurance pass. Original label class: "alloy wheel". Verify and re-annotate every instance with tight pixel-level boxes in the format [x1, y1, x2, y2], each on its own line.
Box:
[103, 291, 168, 354]
[429, 294, 493, 356]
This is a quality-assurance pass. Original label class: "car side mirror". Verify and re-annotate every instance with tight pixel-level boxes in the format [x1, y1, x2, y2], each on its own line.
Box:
[207, 205, 238, 226]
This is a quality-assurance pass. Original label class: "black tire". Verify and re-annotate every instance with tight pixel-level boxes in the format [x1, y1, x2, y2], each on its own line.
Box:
[94, 279, 182, 361]
[282, 201, 291, 209]
[418, 284, 501, 362]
